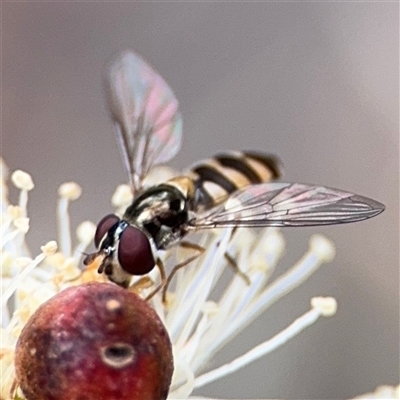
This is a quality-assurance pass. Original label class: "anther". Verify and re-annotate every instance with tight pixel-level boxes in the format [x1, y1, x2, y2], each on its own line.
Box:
[58, 182, 82, 201]
[11, 170, 34, 191]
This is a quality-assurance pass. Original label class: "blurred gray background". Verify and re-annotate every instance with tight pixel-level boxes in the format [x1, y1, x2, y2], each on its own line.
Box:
[3, 3, 398, 399]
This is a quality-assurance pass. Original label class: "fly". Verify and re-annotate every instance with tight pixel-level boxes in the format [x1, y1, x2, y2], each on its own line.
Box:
[84, 50, 385, 298]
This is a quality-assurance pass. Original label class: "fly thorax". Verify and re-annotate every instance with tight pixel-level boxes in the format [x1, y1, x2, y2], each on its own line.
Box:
[123, 184, 189, 249]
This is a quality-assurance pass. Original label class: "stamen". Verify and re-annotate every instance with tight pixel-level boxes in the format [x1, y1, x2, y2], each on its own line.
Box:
[2, 230, 21, 248]
[7, 205, 22, 220]
[352, 384, 400, 399]
[1, 207, 21, 237]
[40, 241, 57, 257]
[57, 182, 82, 200]
[11, 170, 34, 219]
[45, 252, 66, 269]
[16, 257, 32, 268]
[167, 229, 231, 342]
[14, 218, 29, 234]
[193, 297, 337, 389]
[73, 221, 96, 262]
[2, 241, 57, 310]
[11, 170, 34, 191]
[309, 234, 336, 262]
[57, 182, 82, 257]
[76, 221, 95, 244]
[112, 184, 132, 210]
[182, 305, 213, 362]
[2, 253, 46, 306]
[0, 157, 9, 181]
[2, 218, 30, 247]
[1, 251, 13, 277]
[169, 358, 195, 399]
[311, 296, 337, 317]
[56, 257, 81, 281]
[197, 235, 335, 361]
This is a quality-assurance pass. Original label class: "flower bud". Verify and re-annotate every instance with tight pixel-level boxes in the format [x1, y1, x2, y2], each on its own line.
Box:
[15, 282, 173, 400]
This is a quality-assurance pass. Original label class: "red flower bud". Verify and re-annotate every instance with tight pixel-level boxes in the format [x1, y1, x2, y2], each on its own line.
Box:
[15, 282, 173, 400]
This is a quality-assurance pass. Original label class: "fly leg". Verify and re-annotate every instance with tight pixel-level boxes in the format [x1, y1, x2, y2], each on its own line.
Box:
[224, 252, 251, 285]
[128, 276, 154, 294]
[161, 241, 205, 303]
[222, 227, 251, 285]
[144, 258, 167, 301]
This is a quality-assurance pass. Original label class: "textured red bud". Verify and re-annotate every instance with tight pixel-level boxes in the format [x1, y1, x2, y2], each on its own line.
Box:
[15, 282, 173, 400]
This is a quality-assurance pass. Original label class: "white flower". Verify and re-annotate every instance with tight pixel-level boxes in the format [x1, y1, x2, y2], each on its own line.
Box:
[1, 160, 396, 400]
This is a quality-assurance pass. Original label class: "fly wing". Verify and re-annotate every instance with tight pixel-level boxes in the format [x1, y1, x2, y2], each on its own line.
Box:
[191, 182, 385, 228]
[104, 50, 182, 193]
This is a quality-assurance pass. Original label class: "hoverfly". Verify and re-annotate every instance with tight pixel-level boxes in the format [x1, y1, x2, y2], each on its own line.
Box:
[84, 50, 385, 297]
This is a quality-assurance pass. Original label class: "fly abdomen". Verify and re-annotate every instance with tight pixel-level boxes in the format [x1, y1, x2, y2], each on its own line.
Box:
[188, 151, 282, 209]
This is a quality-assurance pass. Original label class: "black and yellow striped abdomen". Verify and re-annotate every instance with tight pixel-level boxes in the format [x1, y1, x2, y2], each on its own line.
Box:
[187, 151, 282, 210]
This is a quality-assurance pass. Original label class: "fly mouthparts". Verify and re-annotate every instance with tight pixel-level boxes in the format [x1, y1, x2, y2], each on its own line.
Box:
[83, 251, 105, 267]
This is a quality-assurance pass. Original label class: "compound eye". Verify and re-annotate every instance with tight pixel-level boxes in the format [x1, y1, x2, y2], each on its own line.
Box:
[118, 226, 155, 275]
[94, 214, 120, 248]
